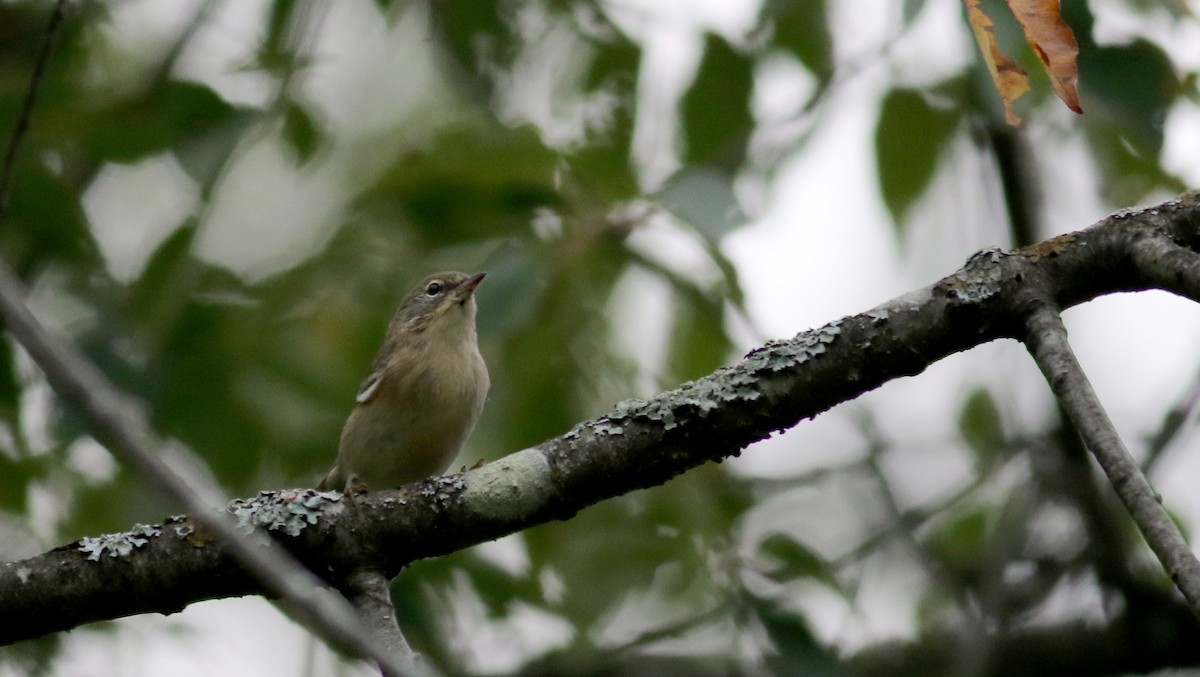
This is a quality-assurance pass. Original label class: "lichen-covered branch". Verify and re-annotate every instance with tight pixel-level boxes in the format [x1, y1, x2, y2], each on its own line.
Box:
[4, 191, 1200, 644]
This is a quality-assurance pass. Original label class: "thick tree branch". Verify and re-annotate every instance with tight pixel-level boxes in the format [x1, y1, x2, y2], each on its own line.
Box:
[1129, 222, 1200, 302]
[4, 191, 1200, 644]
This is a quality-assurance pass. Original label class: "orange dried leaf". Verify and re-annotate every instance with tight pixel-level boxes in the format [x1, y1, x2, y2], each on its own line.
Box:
[1005, 0, 1082, 114]
[963, 0, 1030, 125]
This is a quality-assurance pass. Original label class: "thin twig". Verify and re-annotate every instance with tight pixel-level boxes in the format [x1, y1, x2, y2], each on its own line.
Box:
[1143, 364, 1200, 474]
[150, 0, 222, 85]
[1021, 293, 1200, 616]
[342, 570, 435, 677]
[614, 599, 733, 653]
[859, 414, 984, 619]
[830, 465, 983, 570]
[0, 0, 68, 220]
[0, 5, 415, 674]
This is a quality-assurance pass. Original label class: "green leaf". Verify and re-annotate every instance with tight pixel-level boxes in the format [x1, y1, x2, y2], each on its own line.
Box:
[0, 456, 38, 513]
[1, 156, 93, 271]
[1060, 3, 1183, 204]
[764, 0, 833, 80]
[83, 81, 241, 163]
[490, 235, 630, 451]
[874, 88, 959, 227]
[264, 0, 295, 55]
[1083, 123, 1186, 207]
[748, 595, 846, 677]
[582, 23, 639, 92]
[173, 110, 257, 188]
[282, 101, 320, 164]
[129, 222, 198, 324]
[925, 507, 989, 578]
[144, 299, 266, 489]
[519, 467, 745, 628]
[568, 29, 641, 201]
[958, 387, 1005, 470]
[903, 0, 928, 25]
[680, 34, 754, 169]
[758, 532, 840, 590]
[656, 166, 746, 241]
[473, 243, 544, 338]
[565, 109, 637, 202]
[427, 2, 508, 99]
[1079, 39, 1177, 162]
[0, 340, 17, 412]
[667, 288, 732, 383]
[359, 121, 560, 245]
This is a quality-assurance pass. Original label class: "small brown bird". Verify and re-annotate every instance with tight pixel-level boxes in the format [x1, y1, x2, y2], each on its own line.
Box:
[318, 272, 490, 492]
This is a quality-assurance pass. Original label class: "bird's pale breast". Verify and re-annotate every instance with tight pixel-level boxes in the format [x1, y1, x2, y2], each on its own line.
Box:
[334, 333, 488, 489]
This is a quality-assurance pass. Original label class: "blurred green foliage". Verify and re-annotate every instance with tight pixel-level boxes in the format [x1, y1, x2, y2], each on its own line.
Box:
[875, 88, 960, 226]
[0, 0, 1196, 675]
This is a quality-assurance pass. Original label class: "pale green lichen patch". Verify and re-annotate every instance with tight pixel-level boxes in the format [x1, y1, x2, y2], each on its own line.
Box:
[166, 516, 194, 539]
[965, 246, 1007, 268]
[943, 278, 998, 304]
[607, 395, 678, 430]
[611, 398, 650, 419]
[230, 489, 343, 537]
[592, 418, 624, 436]
[744, 321, 843, 373]
[421, 474, 468, 504]
[78, 523, 161, 561]
[940, 247, 1014, 303]
[678, 371, 761, 412]
[585, 323, 844, 436]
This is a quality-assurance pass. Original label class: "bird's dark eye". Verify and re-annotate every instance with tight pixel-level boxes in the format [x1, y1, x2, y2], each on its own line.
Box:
[425, 281, 444, 297]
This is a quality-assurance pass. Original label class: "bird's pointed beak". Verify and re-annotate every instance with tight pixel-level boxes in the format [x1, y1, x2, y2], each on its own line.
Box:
[453, 272, 486, 302]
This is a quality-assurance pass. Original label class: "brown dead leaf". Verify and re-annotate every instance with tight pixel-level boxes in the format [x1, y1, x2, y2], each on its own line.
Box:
[963, 0, 1030, 125]
[1006, 0, 1083, 114]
